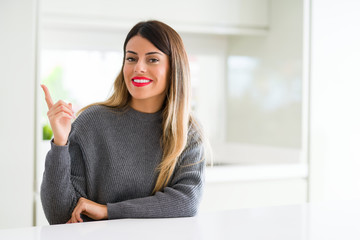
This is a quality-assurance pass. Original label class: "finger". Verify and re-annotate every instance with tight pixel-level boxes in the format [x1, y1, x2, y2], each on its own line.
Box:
[48, 106, 72, 118]
[69, 217, 76, 224]
[75, 210, 83, 223]
[71, 210, 78, 223]
[69, 103, 75, 116]
[69, 213, 77, 223]
[52, 100, 74, 113]
[48, 111, 73, 121]
[72, 205, 84, 223]
[78, 215, 84, 223]
[48, 104, 75, 119]
[40, 84, 54, 110]
[48, 101, 75, 119]
[76, 202, 84, 223]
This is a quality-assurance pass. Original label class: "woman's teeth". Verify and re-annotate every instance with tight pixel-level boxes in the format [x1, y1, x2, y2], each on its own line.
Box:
[133, 79, 151, 83]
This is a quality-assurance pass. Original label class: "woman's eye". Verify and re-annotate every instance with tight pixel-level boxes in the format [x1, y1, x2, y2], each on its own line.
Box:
[126, 57, 136, 62]
[149, 58, 159, 63]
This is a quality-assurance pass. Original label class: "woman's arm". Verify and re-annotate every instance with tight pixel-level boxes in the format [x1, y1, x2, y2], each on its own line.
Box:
[106, 141, 205, 219]
[40, 132, 87, 224]
[40, 84, 87, 224]
[67, 197, 108, 223]
[67, 141, 205, 222]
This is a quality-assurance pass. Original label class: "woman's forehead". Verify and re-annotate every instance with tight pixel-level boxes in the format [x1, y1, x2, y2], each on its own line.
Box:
[125, 35, 160, 53]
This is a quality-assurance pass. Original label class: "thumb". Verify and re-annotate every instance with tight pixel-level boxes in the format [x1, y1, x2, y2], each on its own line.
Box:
[68, 103, 75, 117]
[68, 103, 74, 111]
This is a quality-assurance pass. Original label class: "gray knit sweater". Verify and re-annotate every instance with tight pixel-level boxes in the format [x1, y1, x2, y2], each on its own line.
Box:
[40, 105, 205, 225]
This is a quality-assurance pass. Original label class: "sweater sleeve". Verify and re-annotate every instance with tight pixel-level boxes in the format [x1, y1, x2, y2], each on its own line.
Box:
[107, 139, 205, 219]
[40, 128, 87, 224]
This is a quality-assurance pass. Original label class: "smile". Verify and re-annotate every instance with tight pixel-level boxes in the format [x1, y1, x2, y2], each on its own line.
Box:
[131, 77, 153, 87]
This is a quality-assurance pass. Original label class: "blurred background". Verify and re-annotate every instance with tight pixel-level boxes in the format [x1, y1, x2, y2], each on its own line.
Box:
[1, 0, 360, 229]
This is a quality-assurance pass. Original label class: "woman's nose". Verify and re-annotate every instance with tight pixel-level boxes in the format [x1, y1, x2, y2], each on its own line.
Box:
[134, 59, 146, 73]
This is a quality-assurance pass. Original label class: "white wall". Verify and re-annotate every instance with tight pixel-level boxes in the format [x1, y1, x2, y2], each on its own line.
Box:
[198, 0, 308, 213]
[0, 0, 37, 229]
[227, 0, 303, 150]
[40, 0, 268, 35]
[309, 0, 360, 202]
[200, 178, 307, 212]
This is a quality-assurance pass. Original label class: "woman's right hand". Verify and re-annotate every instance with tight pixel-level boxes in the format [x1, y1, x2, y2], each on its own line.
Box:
[41, 84, 75, 146]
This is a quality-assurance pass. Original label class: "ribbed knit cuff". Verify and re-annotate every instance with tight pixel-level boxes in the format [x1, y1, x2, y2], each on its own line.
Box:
[46, 139, 71, 169]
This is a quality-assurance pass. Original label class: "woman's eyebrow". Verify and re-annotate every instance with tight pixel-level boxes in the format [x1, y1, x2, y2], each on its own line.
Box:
[146, 51, 163, 56]
[126, 50, 163, 55]
[126, 50, 137, 55]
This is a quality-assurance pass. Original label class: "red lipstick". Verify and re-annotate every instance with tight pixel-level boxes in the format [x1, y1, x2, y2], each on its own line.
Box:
[131, 76, 153, 87]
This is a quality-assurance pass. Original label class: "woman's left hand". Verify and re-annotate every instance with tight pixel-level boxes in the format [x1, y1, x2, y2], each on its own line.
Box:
[67, 197, 108, 223]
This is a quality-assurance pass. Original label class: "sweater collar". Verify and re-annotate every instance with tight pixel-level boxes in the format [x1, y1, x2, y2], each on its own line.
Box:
[126, 106, 163, 122]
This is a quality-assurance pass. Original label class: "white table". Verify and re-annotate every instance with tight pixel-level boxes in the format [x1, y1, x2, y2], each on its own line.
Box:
[1, 200, 360, 240]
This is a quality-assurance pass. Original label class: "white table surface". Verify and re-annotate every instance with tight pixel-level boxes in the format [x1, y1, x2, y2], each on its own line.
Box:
[1, 200, 360, 240]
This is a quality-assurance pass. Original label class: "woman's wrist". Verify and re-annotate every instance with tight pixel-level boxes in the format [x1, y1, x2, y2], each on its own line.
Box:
[53, 138, 68, 146]
[102, 205, 108, 219]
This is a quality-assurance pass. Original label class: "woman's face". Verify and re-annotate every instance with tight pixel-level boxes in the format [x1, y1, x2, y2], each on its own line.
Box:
[123, 35, 170, 110]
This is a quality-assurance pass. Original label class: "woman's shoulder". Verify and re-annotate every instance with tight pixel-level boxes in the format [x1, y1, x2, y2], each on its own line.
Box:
[176, 116, 207, 167]
[70, 105, 125, 140]
[187, 115, 205, 147]
[75, 105, 105, 121]
[80, 104, 110, 115]
[73, 105, 118, 129]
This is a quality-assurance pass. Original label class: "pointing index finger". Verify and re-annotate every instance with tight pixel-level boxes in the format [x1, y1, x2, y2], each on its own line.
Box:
[41, 84, 54, 109]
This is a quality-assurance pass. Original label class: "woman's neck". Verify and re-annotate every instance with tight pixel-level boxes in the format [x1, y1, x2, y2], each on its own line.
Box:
[129, 97, 165, 113]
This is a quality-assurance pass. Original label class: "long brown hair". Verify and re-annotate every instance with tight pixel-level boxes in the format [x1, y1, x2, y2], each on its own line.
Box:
[79, 20, 206, 193]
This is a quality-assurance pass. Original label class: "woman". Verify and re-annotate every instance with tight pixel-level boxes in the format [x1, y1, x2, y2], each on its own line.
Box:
[40, 20, 207, 224]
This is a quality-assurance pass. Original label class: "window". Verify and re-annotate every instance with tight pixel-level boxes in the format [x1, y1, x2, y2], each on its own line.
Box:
[40, 49, 122, 122]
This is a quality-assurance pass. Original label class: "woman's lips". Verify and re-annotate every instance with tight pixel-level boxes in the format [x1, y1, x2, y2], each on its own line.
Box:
[131, 77, 153, 87]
